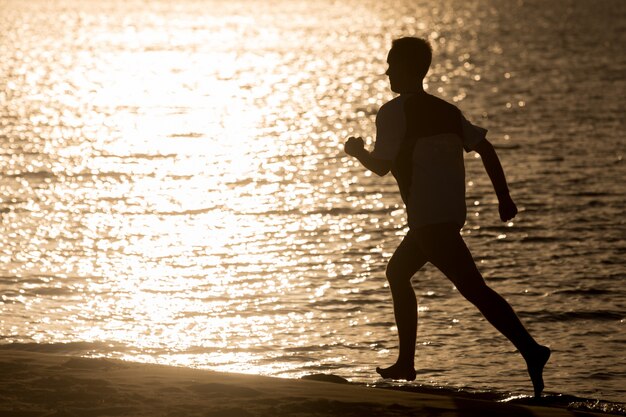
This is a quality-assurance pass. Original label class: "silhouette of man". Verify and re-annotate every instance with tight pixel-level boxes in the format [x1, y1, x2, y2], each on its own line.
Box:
[344, 37, 550, 397]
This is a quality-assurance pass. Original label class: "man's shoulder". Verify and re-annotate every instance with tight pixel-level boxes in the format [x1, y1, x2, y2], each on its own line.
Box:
[377, 96, 409, 125]
[402, 93, 464, 138]
[405, 93, 462, 122]
[379, 95, 408, 113]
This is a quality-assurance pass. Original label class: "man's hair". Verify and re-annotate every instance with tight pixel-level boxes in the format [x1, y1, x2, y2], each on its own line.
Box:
[390, 37, 432, 79]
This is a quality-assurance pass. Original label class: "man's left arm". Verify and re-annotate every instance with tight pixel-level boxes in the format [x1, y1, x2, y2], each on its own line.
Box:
[473, 138, 518, 222]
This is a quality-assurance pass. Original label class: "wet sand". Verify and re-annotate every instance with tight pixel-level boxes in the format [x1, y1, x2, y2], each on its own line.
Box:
[0, 349, 618, 417]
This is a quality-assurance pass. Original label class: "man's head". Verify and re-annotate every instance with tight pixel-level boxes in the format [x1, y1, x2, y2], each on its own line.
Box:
[386, 37, 432, 93]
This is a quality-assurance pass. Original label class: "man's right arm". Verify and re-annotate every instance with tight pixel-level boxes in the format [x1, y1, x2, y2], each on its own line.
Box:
[344, 136, 392, 177]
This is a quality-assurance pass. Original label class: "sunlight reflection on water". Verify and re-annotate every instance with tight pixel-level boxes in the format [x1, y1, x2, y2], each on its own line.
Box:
[1, 0, 625, 403]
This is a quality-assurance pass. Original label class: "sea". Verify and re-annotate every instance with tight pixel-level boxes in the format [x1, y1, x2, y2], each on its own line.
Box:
[1, 0, 625, 411]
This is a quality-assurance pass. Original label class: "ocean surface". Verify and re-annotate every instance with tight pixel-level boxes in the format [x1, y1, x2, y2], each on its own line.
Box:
[1, 0, 625, 408]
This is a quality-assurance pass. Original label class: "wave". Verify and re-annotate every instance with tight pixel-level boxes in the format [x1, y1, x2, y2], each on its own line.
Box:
[167, 132, 205, 138]
[147, 207, 222, 216]
[505, 393, 626, 416]
[552, 288, 614, 296]
[371, 382, 626, 415]
[0, 341, 127, 354]
[520, 309, 624, 323]
[4, 170, 56, 179]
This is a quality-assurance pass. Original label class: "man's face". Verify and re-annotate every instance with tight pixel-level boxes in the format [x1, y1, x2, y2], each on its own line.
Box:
[385, 50, 418, 94]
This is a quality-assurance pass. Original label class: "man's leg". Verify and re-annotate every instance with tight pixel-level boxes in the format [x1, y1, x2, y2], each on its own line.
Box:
[376, 230, 427, 381]
[415, 223, 550, 397]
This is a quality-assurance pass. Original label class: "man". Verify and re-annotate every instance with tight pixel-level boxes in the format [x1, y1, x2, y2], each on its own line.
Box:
[344, 37, 550, 397]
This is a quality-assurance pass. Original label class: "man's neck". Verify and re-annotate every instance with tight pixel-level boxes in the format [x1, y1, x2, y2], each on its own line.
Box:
[400, 88, 425, 95]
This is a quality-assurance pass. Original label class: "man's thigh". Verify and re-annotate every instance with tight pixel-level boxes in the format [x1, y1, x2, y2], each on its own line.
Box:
[413, 223, 483, 287]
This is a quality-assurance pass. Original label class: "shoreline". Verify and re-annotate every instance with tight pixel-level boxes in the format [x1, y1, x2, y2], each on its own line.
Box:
[0, 348, 622, 417]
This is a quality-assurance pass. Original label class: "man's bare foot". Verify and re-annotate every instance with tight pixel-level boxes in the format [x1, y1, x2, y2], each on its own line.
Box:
[525, 345, 551, 397]
[376, 363, 417, 381]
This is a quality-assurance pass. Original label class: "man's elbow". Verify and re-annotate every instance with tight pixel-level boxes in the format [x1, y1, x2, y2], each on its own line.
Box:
[373, 168, 389, 177]
[371, 159, 392, 177]
[474, 138, 495, 157]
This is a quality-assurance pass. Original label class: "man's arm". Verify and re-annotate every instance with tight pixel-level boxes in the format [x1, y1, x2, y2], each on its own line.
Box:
[473, 138, 518, 222]
[344, 136, 392, 177]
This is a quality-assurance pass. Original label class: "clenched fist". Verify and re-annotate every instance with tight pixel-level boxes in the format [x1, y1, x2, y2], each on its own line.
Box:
[344, 136, 365, 157]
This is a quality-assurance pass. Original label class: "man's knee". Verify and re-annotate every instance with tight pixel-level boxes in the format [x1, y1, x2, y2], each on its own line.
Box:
[385, 262, 412, 287]
[456, 280, 492, 305]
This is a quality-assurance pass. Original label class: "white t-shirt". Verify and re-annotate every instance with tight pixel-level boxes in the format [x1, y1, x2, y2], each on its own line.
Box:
[372, 93, 487, 229]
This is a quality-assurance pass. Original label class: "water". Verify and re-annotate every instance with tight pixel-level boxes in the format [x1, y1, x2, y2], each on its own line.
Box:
[1, 0, 625, 407]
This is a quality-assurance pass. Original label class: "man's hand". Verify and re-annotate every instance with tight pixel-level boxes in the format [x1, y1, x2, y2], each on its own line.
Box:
[343, 136, 392, 176]
[498, 193, 518, 222]
[344, 136, 365, 157]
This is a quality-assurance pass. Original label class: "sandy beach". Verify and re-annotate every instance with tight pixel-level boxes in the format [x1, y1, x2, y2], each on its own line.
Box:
[0, 349, 620, 417]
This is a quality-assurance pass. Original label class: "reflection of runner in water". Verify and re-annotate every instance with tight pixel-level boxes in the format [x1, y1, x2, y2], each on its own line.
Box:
[344, 37, 550, 397]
